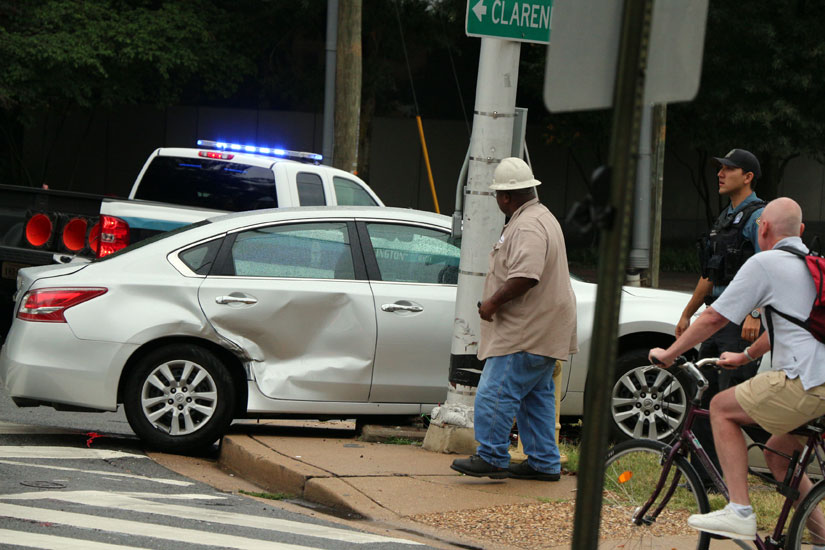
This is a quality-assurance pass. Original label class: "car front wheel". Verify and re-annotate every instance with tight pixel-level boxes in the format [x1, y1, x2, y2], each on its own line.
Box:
[609, 349, 689, 442]
[123, 344, 235, 454]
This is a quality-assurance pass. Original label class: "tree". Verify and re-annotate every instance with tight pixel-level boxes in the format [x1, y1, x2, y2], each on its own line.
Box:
[668, 0, 825, 223]
[0, 0, 255, 186]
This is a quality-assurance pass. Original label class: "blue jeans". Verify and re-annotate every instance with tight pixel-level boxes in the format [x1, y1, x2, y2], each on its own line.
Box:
[474, 351, 559, 474]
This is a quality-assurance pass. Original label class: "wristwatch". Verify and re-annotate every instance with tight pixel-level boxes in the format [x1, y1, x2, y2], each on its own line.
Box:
[750, 309, 761, 319]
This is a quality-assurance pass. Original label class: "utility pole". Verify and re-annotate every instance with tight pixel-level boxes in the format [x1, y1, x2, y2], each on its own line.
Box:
[649, 103, 667, 288]
[424, 37, 520, 450]
[322, 0, 338, 164]
[333, 0, 361, 174]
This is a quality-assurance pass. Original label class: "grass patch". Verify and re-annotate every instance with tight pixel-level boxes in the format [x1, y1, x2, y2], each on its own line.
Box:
[238, 489, 292, 501]
[706, 475, 786, 531]
[560, 441, 579, 473]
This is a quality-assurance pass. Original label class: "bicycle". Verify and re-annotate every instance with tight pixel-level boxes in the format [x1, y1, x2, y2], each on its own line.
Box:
[598, 356, 825, 549]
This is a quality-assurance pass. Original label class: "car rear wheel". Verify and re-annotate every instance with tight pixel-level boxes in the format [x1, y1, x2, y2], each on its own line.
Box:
[123, 344, 235, 454]
[609, 349, 689, 443]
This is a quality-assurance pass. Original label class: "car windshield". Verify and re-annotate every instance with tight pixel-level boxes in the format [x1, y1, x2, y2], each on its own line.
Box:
[135, 156, 277, 211]
[94, 220, 212, 262]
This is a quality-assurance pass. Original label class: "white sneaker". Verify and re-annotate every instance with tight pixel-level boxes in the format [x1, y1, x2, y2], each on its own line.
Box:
[687, 507, 757, 540]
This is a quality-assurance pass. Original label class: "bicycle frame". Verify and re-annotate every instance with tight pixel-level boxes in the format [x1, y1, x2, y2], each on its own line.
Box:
[633, 357, 825, 550]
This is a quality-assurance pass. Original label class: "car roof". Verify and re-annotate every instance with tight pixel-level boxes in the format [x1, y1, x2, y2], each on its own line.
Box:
[206, 206, 452, 229]
[155, 148, 367, 184]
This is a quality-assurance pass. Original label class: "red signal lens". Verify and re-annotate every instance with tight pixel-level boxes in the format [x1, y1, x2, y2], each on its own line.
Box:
[61, 217, 88, 251]
[198, 151, 234, 160]
[87, 222, 101, 254]
[25, 213, 54, 247]
[17, 288, 107, 323]
[97, 215, 130, 257]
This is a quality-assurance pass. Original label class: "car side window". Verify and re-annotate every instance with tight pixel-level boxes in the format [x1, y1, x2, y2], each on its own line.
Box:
[334, 176, 378, 206]
[297, 172, 326, 206]
[365, 223, 460, 284]
[179, 238, 222, 275]
[229, 222, 354, 279]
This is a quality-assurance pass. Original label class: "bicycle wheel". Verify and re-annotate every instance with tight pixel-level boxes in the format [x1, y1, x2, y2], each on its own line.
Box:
[786, 479, 825, 549]
[599, 439, 711, 550]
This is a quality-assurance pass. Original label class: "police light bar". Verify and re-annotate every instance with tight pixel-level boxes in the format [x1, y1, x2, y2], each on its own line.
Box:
[196, 140, 323, 163]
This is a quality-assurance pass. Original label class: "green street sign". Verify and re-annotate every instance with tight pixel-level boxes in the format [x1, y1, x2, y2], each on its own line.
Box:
[465, 0, 553, 44]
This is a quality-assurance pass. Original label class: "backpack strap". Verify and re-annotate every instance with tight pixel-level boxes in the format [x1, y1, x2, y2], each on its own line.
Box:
[764, 246, 813, 350]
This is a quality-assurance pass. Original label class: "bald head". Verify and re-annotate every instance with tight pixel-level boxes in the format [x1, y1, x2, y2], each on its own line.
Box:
[764, 198, 802, 237]
[759, 197, 804, 250]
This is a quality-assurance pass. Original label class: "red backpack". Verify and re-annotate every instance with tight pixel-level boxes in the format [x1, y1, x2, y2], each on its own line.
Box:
[764, 246, 825, 344]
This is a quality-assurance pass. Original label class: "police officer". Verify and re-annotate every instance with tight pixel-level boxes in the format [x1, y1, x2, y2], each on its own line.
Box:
[677, 148, 766, 485]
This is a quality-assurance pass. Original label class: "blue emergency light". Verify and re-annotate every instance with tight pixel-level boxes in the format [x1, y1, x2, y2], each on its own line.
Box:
[196, 140, 323, 163]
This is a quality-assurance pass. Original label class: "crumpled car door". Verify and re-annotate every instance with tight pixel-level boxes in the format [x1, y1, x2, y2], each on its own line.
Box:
[198, 220, 376, 402]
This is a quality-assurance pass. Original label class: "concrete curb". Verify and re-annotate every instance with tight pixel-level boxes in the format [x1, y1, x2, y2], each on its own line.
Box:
[219, 434, 399, 520]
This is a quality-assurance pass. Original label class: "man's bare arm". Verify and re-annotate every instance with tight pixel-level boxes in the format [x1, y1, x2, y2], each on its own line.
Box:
[676, 277, 713, 338]
[479, 277, 537, 322]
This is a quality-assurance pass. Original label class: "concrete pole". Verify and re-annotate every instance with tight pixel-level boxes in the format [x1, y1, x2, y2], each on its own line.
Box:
[424, 38, 520, 448]
[322, 0, 338, 164]
[628, 104, 652, 281]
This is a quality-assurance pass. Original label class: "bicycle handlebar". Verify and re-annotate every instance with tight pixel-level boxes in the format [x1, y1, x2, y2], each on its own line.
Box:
[649, 355, 718, 400]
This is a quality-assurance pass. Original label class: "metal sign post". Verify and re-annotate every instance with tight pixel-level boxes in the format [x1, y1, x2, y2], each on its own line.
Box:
[570, 1, 654, 548]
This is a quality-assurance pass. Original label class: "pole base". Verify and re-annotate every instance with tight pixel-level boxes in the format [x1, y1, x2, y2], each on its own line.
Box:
[422, 423, 478, 455]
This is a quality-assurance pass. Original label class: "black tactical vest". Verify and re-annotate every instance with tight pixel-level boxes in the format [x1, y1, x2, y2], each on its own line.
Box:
[698, 199, 767, 287]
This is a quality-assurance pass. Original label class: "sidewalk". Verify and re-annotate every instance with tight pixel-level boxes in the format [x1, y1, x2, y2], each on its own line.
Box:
[214, 419, 743, 550]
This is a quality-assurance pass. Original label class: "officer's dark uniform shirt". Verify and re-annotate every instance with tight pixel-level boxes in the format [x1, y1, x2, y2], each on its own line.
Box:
[710, 192, 764, 299]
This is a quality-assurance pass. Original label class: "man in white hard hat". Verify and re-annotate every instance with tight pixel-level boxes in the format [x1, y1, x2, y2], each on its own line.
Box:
[451, 157, 578, 481]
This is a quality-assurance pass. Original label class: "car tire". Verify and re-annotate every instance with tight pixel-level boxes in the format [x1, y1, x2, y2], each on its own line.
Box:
[608, 349, 690, 443]
[123, 344, 235, 454]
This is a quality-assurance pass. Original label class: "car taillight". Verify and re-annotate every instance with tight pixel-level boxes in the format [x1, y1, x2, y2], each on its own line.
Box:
[17, 288, 107, 323]
[97, 215, 129, 257]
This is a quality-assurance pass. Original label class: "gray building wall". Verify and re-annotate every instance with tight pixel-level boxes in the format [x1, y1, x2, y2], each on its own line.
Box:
[20, 105, 825, 246]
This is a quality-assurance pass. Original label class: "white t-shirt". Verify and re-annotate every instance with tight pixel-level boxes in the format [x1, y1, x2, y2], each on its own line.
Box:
[713, 236, 825, 390]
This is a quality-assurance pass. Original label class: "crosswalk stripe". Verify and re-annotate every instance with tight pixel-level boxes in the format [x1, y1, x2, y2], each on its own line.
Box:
[0, 528, 151, 550]
[0, 502, 320, 550]
[0, 459, 192, 486]
[3, 491, 421, 545]
[0, 446, 145, 460]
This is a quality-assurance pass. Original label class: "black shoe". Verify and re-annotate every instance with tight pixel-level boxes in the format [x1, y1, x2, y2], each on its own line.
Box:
[450, 454, 508, 479]
[507, 461, 560, 481]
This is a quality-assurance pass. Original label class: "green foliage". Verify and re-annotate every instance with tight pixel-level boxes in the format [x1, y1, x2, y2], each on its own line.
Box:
[0, 0, 255, 117]
[668, 0, 825, 201]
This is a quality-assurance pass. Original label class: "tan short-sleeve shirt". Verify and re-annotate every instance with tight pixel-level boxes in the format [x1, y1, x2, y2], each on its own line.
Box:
[478, 199, 578, 361]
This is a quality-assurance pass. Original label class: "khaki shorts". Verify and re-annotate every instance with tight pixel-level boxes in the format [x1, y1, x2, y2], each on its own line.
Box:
[736, 370, 825, 435]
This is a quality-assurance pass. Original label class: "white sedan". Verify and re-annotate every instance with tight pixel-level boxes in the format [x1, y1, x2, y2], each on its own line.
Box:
[0, 207, 690, 453]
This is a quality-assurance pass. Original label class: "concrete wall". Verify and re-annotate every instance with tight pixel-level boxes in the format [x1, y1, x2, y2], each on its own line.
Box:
[20, 105, 825, 246]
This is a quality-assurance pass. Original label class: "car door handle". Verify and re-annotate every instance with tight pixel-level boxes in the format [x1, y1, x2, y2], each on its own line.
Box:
[215, 295, 258, 305]
[381, 303, 423, 313]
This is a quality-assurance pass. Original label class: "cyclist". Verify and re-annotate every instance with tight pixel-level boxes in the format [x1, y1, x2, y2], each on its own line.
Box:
[649, 197, 825, 543]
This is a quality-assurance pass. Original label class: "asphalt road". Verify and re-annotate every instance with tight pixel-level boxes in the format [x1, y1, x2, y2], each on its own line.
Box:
[0, 381, 437, 550]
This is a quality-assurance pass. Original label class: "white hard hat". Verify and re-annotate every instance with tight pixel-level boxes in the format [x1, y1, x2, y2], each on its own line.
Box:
[490, 157, 541, 190]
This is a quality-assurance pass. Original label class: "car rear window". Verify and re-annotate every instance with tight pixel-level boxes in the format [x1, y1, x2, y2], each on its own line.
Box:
[135, 156, 277, 212]
[333, 176, 378, 206]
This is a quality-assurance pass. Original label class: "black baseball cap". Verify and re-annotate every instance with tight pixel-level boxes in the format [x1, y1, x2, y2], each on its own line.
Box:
[713, 149, 761, 179]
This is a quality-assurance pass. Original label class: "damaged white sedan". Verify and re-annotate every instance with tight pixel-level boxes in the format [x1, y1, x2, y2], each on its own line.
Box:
[0, 206, 689, 453]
